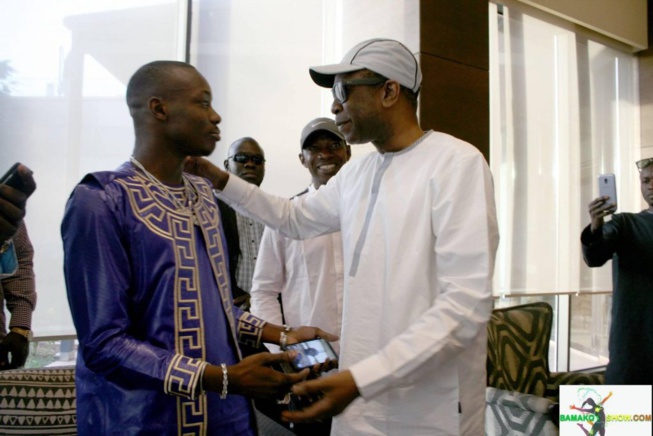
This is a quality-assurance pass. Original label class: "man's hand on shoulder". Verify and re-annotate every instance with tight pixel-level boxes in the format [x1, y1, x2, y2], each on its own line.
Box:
[184, 157, 229, 190]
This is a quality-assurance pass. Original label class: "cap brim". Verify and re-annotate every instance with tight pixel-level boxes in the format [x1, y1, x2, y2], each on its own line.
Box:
[300, 117, 346, 149]
[302, 129, 345, 149]
[309, 64, 365, 88]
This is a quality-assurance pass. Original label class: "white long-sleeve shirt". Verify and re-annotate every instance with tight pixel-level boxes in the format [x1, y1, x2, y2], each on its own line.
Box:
[250, 184, 344, 354]
[219, 131, 499, 435]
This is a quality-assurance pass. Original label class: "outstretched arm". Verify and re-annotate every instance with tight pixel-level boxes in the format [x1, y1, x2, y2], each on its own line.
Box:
[188, 157, 342, 241]
[601, 391, 613, 405]
[184, 157, 230, 190]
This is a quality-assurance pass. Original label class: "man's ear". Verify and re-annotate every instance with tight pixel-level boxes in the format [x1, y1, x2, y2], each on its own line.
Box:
[224, 159, 230, 171]
[299, 152, 307, 168]
[381, 81, 401, 108]
[148, 97, 167, 120]
[345, 145, 352, 161]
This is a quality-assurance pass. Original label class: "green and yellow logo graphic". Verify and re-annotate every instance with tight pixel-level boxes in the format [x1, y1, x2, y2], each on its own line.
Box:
[559, 386, 652, 436]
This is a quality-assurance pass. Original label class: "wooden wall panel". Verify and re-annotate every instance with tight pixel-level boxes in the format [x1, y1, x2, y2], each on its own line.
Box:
[420, 0, 489, 70]
[418, 0, 490, 160]
[520, 0, 647, 50]
[418, 53, 489, 158]
[638, 0, 653, 155]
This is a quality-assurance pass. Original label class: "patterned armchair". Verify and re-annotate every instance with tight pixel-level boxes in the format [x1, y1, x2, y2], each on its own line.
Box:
[485, 302, 604, 435]
[0, 365, 292, 436]
[0, 366, 77, 435]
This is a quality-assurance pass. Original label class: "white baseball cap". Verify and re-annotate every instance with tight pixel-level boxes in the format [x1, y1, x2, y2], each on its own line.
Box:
[309, 38, 422, 93]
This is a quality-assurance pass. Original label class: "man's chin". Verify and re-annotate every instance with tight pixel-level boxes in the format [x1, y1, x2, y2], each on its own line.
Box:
[198, 144, 216, 157]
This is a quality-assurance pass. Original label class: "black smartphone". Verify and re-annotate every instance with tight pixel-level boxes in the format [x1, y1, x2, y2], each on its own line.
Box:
[0, 162, 27, 193]
[284, 338, 338, 372]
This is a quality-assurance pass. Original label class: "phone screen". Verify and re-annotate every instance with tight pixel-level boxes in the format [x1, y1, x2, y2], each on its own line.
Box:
[285, 338, 338, 370]
[597, 174, 617, 208]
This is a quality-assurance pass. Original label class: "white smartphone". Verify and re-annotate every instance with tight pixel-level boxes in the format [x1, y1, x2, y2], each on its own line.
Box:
[598, 174, 617, 208]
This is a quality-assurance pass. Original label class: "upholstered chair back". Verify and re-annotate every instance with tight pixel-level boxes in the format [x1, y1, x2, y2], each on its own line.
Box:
[487, 302, 553, 398]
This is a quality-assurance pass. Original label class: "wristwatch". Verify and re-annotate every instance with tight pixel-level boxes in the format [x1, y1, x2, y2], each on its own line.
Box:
[10, 327, 33, 341]
[0, 239, 11, 254]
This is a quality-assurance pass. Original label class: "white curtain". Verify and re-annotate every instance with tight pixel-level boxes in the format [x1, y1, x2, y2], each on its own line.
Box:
[1, 0, 185, 337]
[190, 0, 419, 197]
[1, 0, 420, 337]
[489, 0, 641, 296]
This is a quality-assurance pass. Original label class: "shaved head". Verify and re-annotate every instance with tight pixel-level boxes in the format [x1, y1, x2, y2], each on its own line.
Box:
[228, 137, 263, 156]
[126, 60, 197, 117]
[224, 137, 266, 186]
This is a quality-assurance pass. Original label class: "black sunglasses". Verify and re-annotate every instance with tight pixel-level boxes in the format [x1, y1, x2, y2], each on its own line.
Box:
[636, 157, 653, 171]
[332, 78, 387, 104]
[228, 153, 265, 165]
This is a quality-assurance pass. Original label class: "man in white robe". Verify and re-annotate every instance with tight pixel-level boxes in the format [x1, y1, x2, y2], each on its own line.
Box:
[186, 38, 499, 435]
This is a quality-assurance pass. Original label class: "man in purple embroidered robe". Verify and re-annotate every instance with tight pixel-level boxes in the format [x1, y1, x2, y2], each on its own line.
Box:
[61, 61, 335, 435]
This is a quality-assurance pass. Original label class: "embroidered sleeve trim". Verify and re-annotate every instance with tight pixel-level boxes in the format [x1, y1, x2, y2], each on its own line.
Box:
[237, 312, 266, 348]
[164, 354, 209, 400]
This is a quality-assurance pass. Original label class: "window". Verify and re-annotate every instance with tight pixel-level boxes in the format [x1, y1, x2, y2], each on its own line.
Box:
[1, 0, 186, 338]
[3, 0, 420, 361]
[490, 0, 640, 370]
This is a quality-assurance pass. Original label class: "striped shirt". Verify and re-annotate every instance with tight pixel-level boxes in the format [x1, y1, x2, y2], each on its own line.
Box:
[235, 212, 264, 293]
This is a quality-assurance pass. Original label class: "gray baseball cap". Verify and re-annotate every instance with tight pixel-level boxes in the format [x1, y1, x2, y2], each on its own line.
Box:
[300, 117, 345, 150]
[309, 38, 422, 93]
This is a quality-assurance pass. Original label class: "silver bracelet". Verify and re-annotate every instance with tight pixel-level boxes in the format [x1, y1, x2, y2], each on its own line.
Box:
[280, 332, 288, 349]
[280, 325, 292, 349]
[220, 363, 228, 399]
[0, 239, 12, 254]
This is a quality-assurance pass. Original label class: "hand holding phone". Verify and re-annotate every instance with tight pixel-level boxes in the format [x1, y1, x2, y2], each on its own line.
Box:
[284, 338, 338, 372]
[589, 174, 618, 233]
[1, 163, 36, 242]
[597, 173, 617, 208]
[1, 162, 36, 198]
[276, 338, 338, 411]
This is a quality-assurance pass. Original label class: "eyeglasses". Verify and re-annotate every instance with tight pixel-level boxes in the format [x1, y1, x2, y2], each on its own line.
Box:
[228, 153, 265, 165]
[636, 157, 653, 171]
[332, 78, 387, 104]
